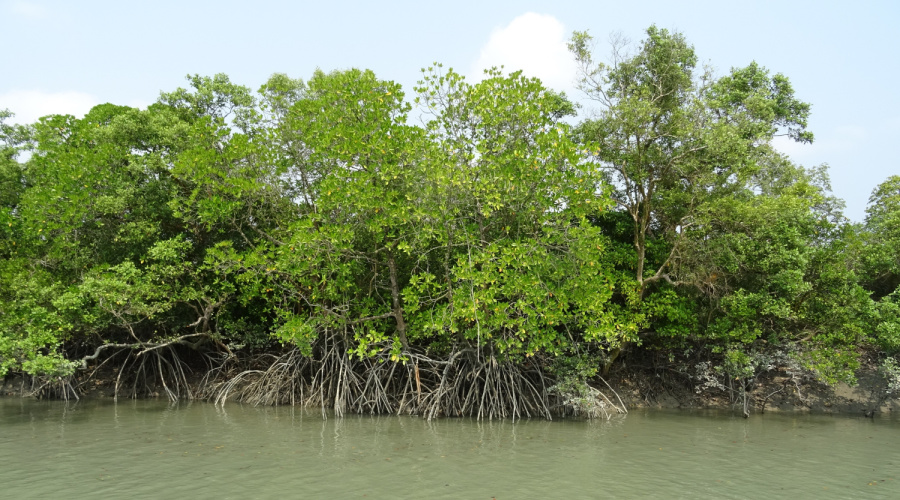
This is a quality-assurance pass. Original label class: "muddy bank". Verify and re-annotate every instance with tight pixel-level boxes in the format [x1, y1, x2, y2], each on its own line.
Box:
[607, 365, 900, 417]
[4, 362, 897, 418]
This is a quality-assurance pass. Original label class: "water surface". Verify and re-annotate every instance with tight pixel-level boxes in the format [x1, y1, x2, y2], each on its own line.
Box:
[1, 398, 897, 499]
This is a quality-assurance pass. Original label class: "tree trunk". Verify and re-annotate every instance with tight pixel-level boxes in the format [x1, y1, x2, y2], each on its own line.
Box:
[387, 250, 410, 352]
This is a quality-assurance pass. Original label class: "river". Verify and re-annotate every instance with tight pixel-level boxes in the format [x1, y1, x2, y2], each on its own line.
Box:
[1, 398, 897, 499]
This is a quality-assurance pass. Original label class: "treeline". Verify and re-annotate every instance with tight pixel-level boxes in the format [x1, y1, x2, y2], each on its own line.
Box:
[1, 27, 898, 416]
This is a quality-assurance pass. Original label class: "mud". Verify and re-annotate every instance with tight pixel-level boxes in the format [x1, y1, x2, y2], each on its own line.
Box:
[608, 366, 900, 417]
[3, 363, 898, 418]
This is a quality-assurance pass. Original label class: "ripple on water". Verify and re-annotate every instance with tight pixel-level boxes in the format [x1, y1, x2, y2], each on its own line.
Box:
[1, 400, 898, 499]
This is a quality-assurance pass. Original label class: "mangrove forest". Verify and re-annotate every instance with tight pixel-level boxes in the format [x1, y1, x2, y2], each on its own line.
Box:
[1, 27, 898, 418]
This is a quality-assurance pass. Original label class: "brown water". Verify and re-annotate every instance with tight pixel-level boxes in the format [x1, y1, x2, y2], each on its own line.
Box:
[1, 398, 898, 499]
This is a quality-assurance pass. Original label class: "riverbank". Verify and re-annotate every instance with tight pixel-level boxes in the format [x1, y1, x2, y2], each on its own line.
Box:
[607, 364, 900, 417]
[3, 360, 897, 418]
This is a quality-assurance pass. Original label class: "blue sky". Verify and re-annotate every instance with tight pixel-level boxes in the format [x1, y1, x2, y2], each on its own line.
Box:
[2, 0, 896, 221]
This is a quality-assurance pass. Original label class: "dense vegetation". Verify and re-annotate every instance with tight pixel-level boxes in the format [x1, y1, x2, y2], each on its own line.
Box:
[1, 27, 898, 417]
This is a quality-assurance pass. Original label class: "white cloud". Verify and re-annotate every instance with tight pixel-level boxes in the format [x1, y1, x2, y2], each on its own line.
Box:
[9, 1, 47, 18]
[469, 13, 577, 94]
[0, 90, 98, 124]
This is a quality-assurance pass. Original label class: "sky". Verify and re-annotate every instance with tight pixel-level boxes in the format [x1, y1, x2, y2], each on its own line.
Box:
[1, 0, 897, 221]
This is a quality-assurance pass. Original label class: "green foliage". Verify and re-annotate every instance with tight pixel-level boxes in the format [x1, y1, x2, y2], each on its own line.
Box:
[872, 292, 900, 353]
[677, 165, 868, 382]
[0, 109, 29, 211]
[0, 264, 79, 377]
[707, 62, 813, 143]
[570, 26, 868, 383]
[878, 356, 900, 396]
[405, 66, 634, 359]
[861, 176, 900, 298]
[856, 177, 900, 355]
[571, 26, 815, 291]
[0, 31, 891, 402]
[0, 86, 241, 377]
[549, 376, 610, 418]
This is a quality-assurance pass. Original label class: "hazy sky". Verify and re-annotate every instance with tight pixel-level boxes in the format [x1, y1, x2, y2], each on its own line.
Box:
[1, 0, 896, 221]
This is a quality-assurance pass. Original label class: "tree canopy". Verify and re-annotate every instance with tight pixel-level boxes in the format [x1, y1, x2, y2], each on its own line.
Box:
[0, 26, 894, 417]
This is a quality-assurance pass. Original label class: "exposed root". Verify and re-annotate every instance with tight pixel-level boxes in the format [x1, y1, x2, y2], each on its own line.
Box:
[28, 375, 80, 401]
[51, 331, 629, 420]
[549, 375, 628, 420]
[210, 334, 627, 420]
[212, 350, 311, 407]
[78, 339, 223, 402]
[413, 349, 554, 420]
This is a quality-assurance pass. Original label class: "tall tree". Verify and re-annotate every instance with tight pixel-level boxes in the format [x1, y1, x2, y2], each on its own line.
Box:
[570, 26, 813, 297]
[862, 176, 900, 354]
[568, 27, 816, 370]
[862, 176, 900, 298]
[407, 66, 633, 367]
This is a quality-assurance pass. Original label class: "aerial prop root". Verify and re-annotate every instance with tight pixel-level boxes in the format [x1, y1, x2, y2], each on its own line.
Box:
[76, 334, 222, 401]
[208, 337, 628, 420]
